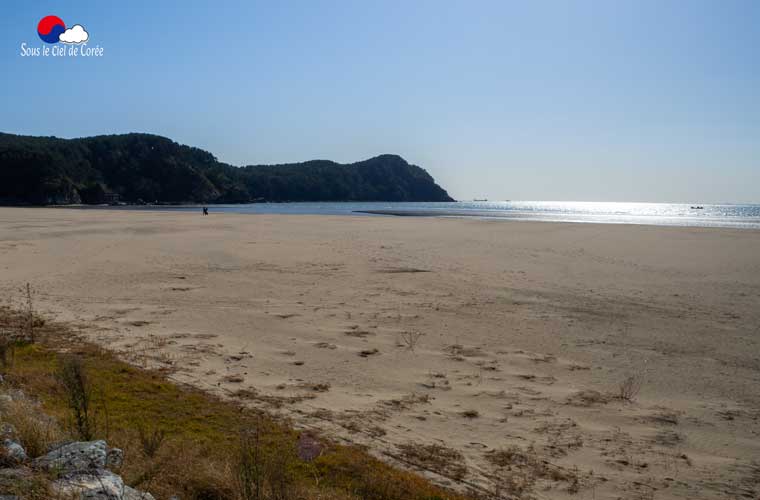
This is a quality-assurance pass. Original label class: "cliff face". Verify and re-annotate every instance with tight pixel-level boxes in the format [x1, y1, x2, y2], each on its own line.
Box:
[0, 133, 454, 205]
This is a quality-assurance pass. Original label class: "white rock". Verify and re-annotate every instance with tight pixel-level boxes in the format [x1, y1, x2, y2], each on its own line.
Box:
[52, 469, 124, 499]
[124, 485, 156, 500]
[52, 470, 156, 500]
[35, 440, 108, 471]
[2, 439, 27, 464]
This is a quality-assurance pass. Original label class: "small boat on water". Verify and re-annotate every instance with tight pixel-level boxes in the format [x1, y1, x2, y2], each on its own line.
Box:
[473, 199, 488, 202]
[691, 206, 704, 210]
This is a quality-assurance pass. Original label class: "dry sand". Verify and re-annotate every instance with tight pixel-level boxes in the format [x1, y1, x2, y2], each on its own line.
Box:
[1, 207, 759, 499]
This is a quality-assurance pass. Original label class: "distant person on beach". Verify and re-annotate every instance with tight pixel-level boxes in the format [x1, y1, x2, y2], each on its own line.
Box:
[202, 207, 208, 215]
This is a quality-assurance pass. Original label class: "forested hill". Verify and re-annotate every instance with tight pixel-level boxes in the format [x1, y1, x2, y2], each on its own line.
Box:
[0, 133, 454, 205]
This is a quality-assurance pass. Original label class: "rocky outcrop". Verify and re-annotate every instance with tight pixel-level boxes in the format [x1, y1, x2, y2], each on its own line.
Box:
[0, 392, 154, 500]
[0, 440, 26, 466]
[34, 440, 121, 471]
[52, 470, 155, 500]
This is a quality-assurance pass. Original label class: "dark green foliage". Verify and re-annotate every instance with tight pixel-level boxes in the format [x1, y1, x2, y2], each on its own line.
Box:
[0, 133, 453, 205]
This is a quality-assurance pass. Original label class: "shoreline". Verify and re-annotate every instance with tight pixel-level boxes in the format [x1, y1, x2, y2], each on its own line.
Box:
[14, 202, 759, 230]
[2, 208, 759, 498]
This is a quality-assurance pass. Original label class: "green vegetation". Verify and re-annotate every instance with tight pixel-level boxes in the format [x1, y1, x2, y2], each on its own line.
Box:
[0, 306, 471, 499]
[0, 132, 454, 205]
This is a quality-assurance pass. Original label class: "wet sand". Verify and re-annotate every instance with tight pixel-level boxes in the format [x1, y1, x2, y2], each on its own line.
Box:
[1, 207, 759, 498]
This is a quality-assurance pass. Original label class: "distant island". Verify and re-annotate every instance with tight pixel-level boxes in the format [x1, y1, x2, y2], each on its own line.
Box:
[0, 133, 454, 205]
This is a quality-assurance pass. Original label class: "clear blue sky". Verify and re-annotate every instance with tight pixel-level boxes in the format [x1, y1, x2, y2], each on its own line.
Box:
[2, 1, 759, 203]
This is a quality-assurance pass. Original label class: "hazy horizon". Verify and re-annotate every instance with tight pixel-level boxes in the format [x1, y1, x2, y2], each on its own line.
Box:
[3, 1, 759, 204]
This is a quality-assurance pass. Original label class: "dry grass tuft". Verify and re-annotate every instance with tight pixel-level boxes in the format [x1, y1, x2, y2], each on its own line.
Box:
[1, 396, 67, 458]
[617, 373, 644, 402]
[399, 330, 425, 351]
[234, 416, 304, 500]
[566, 389, 610, 407]
[137, 424, 167, 458]
[395, 442, 468, 480]
[0, 338, 15, 374]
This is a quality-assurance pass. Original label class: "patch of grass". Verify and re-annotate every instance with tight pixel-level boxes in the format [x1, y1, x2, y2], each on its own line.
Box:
[1, 395, 66, 459]
[0, 471, 52, 500]
[0, 306, 473, 500]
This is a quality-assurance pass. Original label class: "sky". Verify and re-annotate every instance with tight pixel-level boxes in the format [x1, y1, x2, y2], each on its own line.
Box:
[2, 0, 759, 203]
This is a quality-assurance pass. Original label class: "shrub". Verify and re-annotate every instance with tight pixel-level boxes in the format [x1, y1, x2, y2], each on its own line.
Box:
[58, 355, 99, 440]
[0, 336, 15, 373]
[138, 424, 167, 458]
[236, 419, 298, 500]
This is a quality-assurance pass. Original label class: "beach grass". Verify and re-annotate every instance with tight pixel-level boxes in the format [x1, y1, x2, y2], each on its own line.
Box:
[0, 306, 472, 500]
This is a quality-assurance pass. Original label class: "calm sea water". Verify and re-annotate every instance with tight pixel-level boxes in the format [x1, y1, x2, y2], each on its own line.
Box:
[90, 201, 760, 229]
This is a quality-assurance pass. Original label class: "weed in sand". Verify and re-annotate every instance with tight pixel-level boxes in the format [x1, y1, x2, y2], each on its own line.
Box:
[618, 373, 644, 402]
[399, 330, 425, 352]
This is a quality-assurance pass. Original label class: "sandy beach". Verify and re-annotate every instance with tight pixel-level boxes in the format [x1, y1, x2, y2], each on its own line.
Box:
[1, 207, 759, 499]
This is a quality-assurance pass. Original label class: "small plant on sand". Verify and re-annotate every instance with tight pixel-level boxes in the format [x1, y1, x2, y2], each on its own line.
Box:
[399, 330, 425, 351]
[618, 373, 644, 402]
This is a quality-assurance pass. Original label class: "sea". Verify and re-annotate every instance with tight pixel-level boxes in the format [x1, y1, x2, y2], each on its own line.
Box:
[84, 201, 760, 229]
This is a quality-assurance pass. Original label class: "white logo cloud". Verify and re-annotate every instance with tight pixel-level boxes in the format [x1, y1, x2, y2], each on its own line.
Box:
[59, 24, 89, 44]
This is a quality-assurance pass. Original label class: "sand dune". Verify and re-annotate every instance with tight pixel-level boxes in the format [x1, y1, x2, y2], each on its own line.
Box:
[1, 207, 759, 499]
